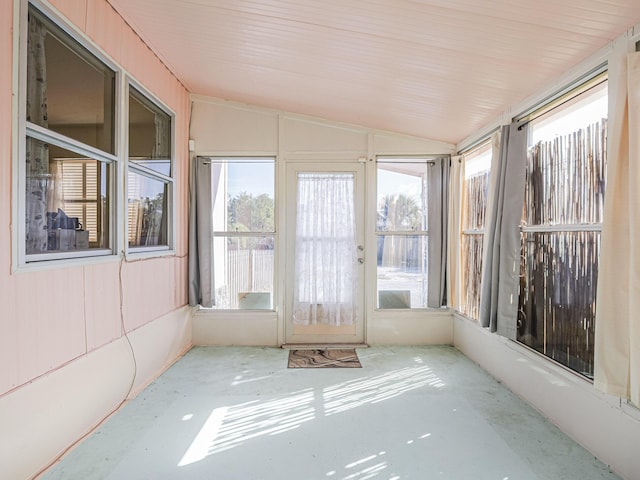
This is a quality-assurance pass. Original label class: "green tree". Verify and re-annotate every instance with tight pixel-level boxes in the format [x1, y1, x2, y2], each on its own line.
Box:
[228, 192, 274, 232]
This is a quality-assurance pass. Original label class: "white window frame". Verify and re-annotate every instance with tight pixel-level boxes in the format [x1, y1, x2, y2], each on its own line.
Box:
[15, 0, 121, 267]
[459, 139, 492, 321]
[13, 0, 178, 269]
[374, 155, 446, 310]
[208, 156, 277, 311]
[516, 71, 608, 379]
[125, 80, 176, 256]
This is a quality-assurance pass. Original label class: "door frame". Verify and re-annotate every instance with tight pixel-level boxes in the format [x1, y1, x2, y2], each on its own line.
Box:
[283, 160, 367, 345]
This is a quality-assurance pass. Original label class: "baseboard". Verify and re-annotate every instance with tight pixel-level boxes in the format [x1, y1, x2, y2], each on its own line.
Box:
[192, 309, 279, 346]
[368, 310, 453, 345]
[192, 309, 453, 347]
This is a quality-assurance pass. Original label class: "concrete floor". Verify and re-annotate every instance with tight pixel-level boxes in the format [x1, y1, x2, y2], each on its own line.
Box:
[41, 346, 619, 480]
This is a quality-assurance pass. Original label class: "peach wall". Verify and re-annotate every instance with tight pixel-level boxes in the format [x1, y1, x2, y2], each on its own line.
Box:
[0, 0, 190, 397]
[0, 0, 17, 394]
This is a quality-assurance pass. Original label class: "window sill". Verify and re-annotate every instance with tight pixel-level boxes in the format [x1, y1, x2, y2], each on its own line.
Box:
[16, 250, 119, 273]
[125, 246, 176, 260]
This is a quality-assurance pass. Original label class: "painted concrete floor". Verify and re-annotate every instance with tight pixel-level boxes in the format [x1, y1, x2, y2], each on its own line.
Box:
[41, 346, 619, 480]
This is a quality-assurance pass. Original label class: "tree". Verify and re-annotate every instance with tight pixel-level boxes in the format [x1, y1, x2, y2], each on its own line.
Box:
[377, 193, 422, 231]
[228, 192, 274, 233]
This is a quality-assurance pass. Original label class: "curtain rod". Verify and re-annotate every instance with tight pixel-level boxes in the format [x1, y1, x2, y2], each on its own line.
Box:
[199, 158, 274, 165]
[457, 132, 496, 156]
[377, 160, 436, 165]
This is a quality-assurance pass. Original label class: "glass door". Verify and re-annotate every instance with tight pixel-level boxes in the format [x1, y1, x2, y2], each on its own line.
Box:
[285, 162, 365, 345]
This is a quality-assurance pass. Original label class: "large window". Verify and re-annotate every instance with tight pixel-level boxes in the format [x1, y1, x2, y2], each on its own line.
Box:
[518, 78, 607, 378]
[460, 141, 492, 320]
[127, 86, 173, 249]
[20, 3, 176, 263]
[207, 158, 275, 309]
[376, 156, 446, 309]
[23, 4, 115, 260]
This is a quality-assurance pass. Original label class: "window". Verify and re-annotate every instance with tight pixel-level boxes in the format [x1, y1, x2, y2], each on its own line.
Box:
[207, 158, 275, 309]
[460, 141, 492, 320]
[22, 4, 115, 261]
[127, 86, 173, 249]
[376, 156, 446, 309]
[518, 78, 607, 378]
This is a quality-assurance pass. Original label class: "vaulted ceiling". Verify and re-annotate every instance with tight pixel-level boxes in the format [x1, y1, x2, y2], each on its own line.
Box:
[107, 0, 640, 145]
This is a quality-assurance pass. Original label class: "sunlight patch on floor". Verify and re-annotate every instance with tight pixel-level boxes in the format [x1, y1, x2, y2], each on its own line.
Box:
[323, 365, 445, 416]
[178, 364, 444, 468]
[178, 389, 315, 466]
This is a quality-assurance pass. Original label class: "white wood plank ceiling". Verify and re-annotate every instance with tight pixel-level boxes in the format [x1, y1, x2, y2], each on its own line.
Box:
[107, 0, 640, 144]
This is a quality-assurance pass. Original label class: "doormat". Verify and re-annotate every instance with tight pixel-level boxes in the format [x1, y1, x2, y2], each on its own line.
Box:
[288, 349, 362, 368]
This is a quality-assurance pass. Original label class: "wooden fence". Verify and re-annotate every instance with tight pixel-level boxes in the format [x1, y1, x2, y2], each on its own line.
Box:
[518, 119, 607, 378]
[221, 249, 274, 308]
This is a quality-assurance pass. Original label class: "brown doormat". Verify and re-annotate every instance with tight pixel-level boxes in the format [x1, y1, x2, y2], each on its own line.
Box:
[288, 349, 362, 368]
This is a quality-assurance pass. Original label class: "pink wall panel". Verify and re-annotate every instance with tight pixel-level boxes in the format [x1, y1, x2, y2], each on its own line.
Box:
[1, 0, 190, 397]
[172, 91, 190, 303]
[116, 17, 181, 113]
[175, 96, 190, 256]
[14, 269, 87, 385]
[123, 31, 153, 90]
[48, 0, 87, 31]
[84, 262, 124, 352]
[175, 257, 188, 305]
[0, 277, 19, 394]
[141, 45, 160, 88]
[0, 0, 13, 266]
[0, 0, 17, 395]
[118, 24, 140, 76]
[85, 0, 122, 65]
[121, 257, 182, 332]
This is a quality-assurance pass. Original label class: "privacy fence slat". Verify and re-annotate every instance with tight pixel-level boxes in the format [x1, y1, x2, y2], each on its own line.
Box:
[218, 248, 274, 308]
[519, 118, 607, 378]
[461, 233, 484, 320]
[460, 169, 490, 318]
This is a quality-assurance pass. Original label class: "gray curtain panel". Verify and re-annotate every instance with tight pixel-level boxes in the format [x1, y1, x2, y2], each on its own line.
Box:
[427, 156, 450, 308]
[479, 122, 528, 338]
[188, 156, 215, 307]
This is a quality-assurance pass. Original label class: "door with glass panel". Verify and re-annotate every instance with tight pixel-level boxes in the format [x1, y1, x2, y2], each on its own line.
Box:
[285, 162, 365, 345]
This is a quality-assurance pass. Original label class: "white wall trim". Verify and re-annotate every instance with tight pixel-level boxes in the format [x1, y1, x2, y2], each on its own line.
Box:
[190, 94, 455, 152]
[192, 309, 280, 346]
[369, 310, 453, 345]
[191, 309, 453, 347]
[0, 306, 191, 480]
[453, 314, 640, 480]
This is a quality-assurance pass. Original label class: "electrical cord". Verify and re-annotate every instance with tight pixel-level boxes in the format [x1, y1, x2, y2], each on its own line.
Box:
[31, 251, 189, 479]
[31, 253, 143, 479]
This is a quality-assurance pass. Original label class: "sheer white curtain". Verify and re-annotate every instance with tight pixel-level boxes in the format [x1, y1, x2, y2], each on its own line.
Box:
[594, 49, 640, 407]
[293, 173, 357, 326]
